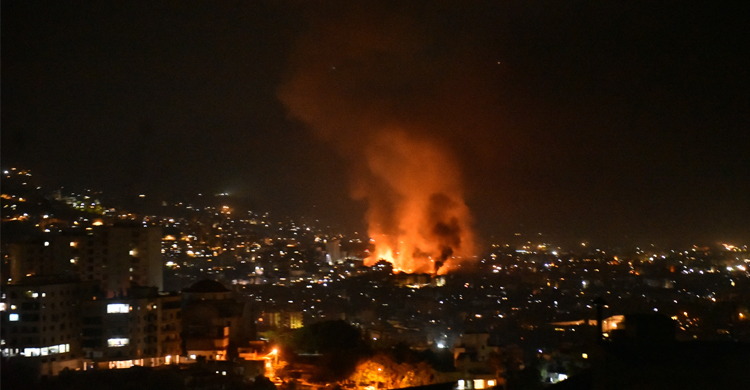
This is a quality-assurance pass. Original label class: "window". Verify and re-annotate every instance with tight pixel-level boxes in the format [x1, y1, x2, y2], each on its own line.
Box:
[9, 314, 19, 322]
[107, 304, 130, 314]
[107, 338, 129, 347]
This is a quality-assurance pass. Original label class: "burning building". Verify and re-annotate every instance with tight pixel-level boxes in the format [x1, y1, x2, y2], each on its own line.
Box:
[357, 130, 476, 274]
[277, 4, 481, 275]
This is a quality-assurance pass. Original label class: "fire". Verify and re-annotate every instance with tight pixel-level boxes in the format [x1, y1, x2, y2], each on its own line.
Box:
[358, 130, 476, 274]
[368, 235, 452, 275]
[275, 5, 479, 274]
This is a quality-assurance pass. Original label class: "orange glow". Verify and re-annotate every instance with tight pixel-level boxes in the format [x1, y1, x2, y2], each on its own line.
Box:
[359, 130, 476, 274]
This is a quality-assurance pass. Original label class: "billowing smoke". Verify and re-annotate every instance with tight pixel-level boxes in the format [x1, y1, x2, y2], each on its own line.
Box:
[278, 2, 483, 273]
[355, 129, 475, 273]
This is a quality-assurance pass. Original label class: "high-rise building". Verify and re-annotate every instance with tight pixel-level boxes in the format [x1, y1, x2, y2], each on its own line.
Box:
[80, 287, 182, 369]
[326, 239, 342, 264]
[9, 225, 163, 296]
[2, 225, 170, 377]
[181, 280, 247, 361]
[1, 277, 100, 376]
[262, 310, 304, 329]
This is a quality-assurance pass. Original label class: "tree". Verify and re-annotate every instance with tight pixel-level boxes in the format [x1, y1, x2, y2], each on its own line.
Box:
[291, 320, 371, 382]
[351, 351, 435, 389]
[251, 375, 278, 390]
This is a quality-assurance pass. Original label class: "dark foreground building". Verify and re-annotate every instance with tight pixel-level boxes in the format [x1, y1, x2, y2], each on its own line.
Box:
[548, 314, 750, 390]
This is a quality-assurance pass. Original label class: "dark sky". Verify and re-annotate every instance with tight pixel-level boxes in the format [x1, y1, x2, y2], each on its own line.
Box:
[3, 1, 749, 246]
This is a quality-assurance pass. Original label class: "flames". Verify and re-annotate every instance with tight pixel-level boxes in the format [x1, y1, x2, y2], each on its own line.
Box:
[276, 4, 480, 274]
[357, 130, 475, 274]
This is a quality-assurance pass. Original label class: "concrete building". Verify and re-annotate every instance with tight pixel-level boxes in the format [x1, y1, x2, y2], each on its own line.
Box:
[3, 225, 173, 377]
[325, 239, 342, 264]
[182, 280, 247, 361]
[262, 310, 304, 329]
[452, 332, 501, 390]
[80, 287, 182, 369]
[8, 225, 163, 297]
[1, 277, 100, 376]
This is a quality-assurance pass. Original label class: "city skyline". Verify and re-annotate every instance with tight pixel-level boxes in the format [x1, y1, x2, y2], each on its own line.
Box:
[2, 158, 749, 387]
[3, 1, 749, 247]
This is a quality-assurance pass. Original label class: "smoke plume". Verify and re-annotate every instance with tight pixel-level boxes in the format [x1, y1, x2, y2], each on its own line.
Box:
[278, 2, 482, 273]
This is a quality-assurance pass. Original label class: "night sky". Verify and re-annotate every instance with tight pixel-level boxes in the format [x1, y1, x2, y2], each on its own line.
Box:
[3, 1, 749, 246]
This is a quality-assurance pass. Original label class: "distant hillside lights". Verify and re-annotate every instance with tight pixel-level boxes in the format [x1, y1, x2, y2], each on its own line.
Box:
[3, 167, 32, 177]
[52, 189, 106, 215]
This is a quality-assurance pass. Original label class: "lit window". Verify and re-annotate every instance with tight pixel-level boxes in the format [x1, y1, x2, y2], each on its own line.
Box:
[474, 379, 485, 389]
[457, 380, 465, 389]
[9, 314, 19, 322]
[107, 338, 129, 347]
[487, 380, 496, 387]
[107, 304, 130, 313]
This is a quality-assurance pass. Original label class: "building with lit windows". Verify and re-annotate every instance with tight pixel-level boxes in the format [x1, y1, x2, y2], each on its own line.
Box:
[1, 277, 100, 376]
[3, 224, 172, 376]
[80, 287, 182, 369]
[262, 310, 304, 329]
[182, 280, 248, 361]
[452, 333, 502, 390]
[8, 225, 163, 297]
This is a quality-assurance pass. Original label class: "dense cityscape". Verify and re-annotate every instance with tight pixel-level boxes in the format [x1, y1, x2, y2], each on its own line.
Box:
[2, 168, 748, 389]
[4, 2, 750, 389]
